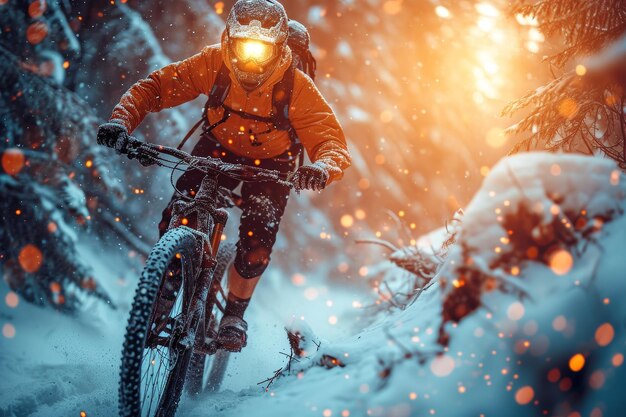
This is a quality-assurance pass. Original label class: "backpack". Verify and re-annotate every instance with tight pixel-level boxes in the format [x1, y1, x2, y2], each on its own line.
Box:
[177, 20, 317, 160]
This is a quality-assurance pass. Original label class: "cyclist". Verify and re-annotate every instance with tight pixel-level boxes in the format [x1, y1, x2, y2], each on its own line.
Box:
[97, 0, 351, 352]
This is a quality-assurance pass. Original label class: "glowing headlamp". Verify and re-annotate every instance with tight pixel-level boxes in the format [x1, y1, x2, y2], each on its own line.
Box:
[233, 39, 277, 65]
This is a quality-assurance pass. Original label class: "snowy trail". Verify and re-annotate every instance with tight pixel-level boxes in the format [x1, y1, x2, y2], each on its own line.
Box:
[1, 236, 368, 416]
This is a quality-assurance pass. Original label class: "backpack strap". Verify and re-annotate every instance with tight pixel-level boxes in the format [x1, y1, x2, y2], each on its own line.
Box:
[271, 63, 299, 146]
[273, 64, 305, 166]
[196, 63, 235, 139]
[196, 61, 303, 161]
[207, 63, 232, 108]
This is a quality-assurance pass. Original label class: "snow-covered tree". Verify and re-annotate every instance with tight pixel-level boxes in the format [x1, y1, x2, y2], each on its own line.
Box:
[503, 0, 626, 166]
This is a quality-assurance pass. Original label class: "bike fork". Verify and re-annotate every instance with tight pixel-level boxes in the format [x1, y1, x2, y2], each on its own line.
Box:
[207, 208, 229, 267]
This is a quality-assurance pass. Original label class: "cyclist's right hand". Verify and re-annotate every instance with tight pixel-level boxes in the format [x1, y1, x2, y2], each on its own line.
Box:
[97, 122, 130, 153]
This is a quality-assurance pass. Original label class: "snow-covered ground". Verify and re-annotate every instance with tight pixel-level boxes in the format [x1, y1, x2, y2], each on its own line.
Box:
[181, 153, 626, 417]
[3, 153, 626, 417]
[0, 209, 369, 416]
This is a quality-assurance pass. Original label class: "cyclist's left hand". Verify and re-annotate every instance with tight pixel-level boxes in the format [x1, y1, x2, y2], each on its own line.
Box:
[292, 162, 330, 191]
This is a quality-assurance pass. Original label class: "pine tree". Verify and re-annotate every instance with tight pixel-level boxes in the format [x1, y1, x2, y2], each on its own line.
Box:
[503, 0, 626, 167]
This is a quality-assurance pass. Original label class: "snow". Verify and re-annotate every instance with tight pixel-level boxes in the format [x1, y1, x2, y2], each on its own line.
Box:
[4, 152, 626, 416]
[180, 153, 626, 417]
[0, 220, 368, 415]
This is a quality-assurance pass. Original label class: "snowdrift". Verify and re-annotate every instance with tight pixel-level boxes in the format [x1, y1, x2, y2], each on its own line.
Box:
[180, 153, 626, 417]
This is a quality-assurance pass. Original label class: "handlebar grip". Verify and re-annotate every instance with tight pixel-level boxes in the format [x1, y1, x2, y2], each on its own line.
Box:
[125, 136, 143, 151]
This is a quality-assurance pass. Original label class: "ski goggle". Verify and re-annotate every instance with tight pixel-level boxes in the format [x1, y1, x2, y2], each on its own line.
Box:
[231, 39, 278, 65]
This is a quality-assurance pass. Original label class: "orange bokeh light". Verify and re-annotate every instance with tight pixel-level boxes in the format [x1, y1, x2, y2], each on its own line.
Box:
[558, 98, 579, 119]
[47, 222, 58, 233]
[547, 368, 560, 383]
[26, 21, 49, 45]
[506, 302, 525, 321]
[594, 323, 614, 347]
[515, 386, 534, 405]
[589, 370, 605, 389]
[215, 1, 224, 15]
[548, 248, 573, 275]
[1, 148, 25, 176]
[612, 353, 624, 367]
[5, 292, 19, 308]
[291, 273, 306, 286]
[49, 282, 61, 293]
[18, 244, 44, 273]
[2, 323, 16, 338]
[526, 246, 539, 259]
[430, 354, 455, 377]
[569, 354, 585, 372]
[28, 0, 47, 18]
[559, 377, 573, 391]
[340, 214, 354, 228]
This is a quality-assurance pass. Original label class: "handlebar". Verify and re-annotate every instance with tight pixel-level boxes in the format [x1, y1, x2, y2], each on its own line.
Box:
[124, 137, 294, 189]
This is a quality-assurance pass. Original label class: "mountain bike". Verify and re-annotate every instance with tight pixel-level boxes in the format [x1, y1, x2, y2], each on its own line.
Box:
[115, 139, 294, 417]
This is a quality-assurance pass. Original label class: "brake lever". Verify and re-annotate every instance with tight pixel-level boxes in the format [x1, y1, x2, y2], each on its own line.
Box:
[123, 136, 142, 159]
[285, 171, 299, 194]
[124, 137, 158, 167]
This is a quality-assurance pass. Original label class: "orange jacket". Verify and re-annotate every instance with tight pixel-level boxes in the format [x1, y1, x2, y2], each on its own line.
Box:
[110, 44, 350, 184]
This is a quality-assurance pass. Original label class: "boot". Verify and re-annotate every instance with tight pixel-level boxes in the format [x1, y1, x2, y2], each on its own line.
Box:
[217, 315, 248, 352]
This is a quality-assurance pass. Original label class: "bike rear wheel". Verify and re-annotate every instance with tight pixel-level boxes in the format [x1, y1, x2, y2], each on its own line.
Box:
[119, 227, 198, 417]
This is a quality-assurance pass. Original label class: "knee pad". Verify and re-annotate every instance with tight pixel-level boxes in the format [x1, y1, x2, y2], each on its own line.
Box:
[234, 245, 272, 278]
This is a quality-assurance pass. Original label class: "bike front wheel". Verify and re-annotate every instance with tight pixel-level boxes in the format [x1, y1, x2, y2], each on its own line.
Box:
[119, 227, 198, 417]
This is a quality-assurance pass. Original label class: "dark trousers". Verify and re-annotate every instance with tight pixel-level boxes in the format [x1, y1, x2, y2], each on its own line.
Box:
[158, 134, 296, 278]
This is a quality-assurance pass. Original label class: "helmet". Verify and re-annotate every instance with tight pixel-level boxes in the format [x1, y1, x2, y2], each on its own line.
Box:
[224, 0, 289, 90]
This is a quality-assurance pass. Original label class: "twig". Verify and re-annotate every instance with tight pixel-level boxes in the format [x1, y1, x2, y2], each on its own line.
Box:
[257, 367, 284, 392]
[382, 281, 403, 309]
[312, 339, 321, 351]
[257, 345, 303, 390]
[355, 238, 398, 252]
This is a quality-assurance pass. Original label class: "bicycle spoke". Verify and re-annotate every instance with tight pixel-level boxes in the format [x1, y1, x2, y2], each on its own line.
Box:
[143, 350, 164, 416]
[155, 349, 173, 410]
[141, 352, 154, 393]
[139, 259, 188, 417]
[148, 351, 166, 415]
[141, 350, 157, 411]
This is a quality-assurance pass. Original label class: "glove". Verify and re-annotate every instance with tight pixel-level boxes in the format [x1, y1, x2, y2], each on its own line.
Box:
[292, 161, 330, 191]
[97, 122, 130, 153]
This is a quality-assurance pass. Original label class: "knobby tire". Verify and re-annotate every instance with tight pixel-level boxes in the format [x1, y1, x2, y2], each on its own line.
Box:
[119, 227, 198, 417]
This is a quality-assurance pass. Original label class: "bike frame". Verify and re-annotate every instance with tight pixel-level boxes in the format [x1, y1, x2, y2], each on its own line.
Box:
[130, 140, 292, 356]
